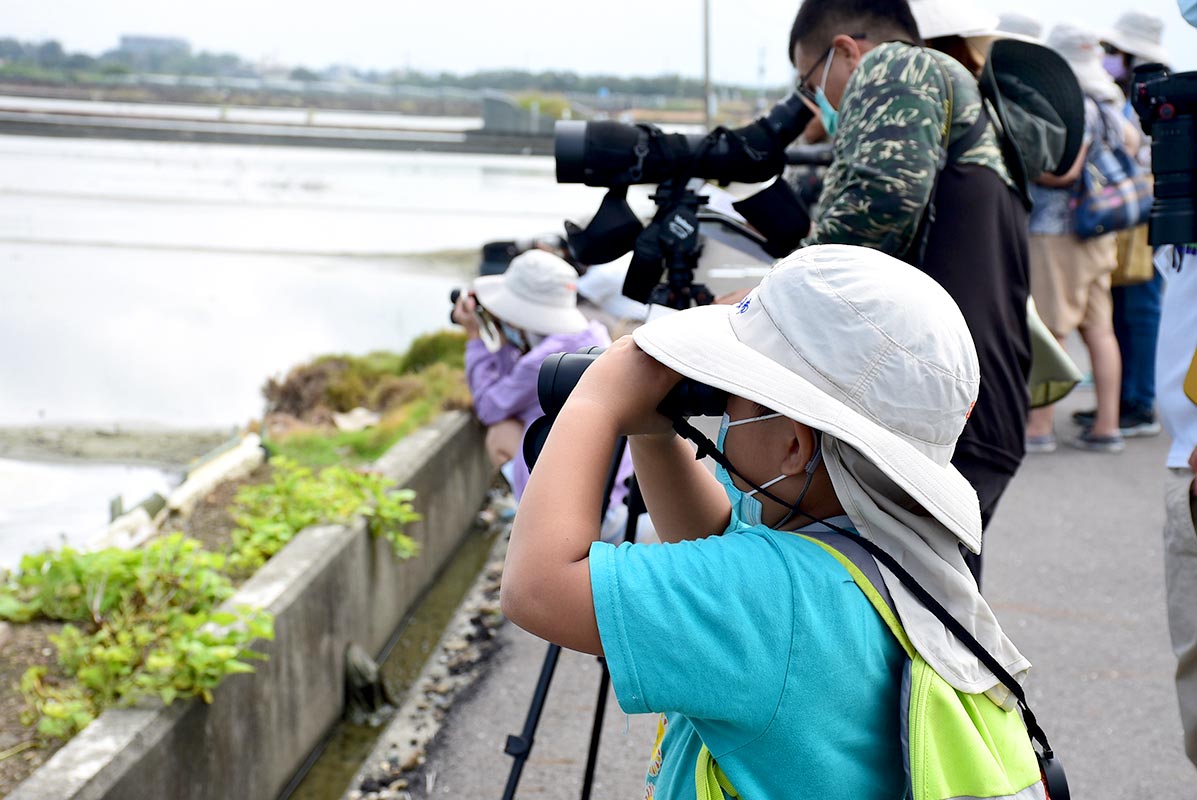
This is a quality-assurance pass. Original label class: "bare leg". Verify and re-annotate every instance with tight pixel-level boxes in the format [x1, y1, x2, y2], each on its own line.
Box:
[1025, 336, 1069, 439]
[1080, 325, 1122, 437]
[1026, 404, 1055, 438]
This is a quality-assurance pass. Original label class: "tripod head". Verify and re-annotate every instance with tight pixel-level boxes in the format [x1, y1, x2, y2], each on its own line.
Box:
[623, 180, 714, 310]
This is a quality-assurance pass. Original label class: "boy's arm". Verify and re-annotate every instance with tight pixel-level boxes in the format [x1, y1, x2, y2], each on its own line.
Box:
[629, 434, 730, 542]
[501, 338, 681, 654]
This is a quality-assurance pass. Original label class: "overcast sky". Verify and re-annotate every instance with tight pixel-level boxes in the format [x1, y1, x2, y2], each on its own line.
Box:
[6, 0, 1195, 85]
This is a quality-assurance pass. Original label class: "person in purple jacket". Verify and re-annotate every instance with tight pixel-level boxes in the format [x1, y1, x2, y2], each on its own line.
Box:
[453, 249, 640, 542]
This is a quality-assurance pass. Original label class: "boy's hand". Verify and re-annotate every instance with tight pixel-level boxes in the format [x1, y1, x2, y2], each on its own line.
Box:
[565, 336, 681, 436]
[452, 293, 482, 340]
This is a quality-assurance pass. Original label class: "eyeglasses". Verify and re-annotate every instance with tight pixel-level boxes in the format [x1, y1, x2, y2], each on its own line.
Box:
[796, 33, 868, 93]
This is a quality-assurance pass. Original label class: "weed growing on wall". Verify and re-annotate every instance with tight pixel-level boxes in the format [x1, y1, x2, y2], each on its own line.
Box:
[227, 457, 420, 574]
[0, 459, 422, 742]
[0, 535, 271, 740]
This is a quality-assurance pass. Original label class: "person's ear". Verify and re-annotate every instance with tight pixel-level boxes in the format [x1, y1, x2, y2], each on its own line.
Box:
[779, 420, 817, 476]
[832, 33, 865, 70]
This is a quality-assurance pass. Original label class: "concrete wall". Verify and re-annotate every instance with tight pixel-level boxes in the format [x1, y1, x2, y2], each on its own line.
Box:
[9, 411, 492, 800]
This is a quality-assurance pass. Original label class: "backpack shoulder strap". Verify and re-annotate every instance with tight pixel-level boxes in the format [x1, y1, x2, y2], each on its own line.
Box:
[696, 745, 740, 800]
[796, 534, 916, 659]
[947, 104, 991, 165]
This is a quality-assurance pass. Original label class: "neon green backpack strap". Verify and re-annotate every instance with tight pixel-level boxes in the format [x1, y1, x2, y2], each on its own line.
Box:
[801, 534, 1045, 800]
[695, 744, 739, 800]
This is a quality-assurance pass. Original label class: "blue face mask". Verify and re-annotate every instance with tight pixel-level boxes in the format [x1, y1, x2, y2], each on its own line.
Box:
[715, 411, 786, 530]
[715, 411, 826, 531]
[1183, 0, 1197, 28]
[814, 46, 840, 137]
[501, 322, 529, 353]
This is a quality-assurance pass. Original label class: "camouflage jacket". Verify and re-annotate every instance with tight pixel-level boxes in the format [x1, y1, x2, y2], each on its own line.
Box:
[802, 42, 1013, 256]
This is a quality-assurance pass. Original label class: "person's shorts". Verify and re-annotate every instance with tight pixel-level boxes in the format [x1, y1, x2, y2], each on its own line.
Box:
[1029, 233, 1117, 339]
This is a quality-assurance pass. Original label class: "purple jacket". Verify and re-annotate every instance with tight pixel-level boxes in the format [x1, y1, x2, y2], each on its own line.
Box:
[466, 321, 634, 507]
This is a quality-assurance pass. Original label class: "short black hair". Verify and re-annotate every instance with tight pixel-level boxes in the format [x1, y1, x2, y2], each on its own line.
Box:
[788, 0, 921, 64]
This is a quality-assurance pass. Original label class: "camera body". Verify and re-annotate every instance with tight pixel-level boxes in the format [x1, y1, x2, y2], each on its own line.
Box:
[1131, 64, 1197, 245]
[448, 288, 505, 353]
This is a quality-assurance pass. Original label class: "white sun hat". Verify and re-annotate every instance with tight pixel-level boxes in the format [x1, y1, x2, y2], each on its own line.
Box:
[996, 12, 1043, 42]
[633, 244, 983, 552]
[472, 249, 588, 335]
[1047, 22, 1124, 103]
[1103, 10, 1171, 66]
[910, 0, 1000, 40]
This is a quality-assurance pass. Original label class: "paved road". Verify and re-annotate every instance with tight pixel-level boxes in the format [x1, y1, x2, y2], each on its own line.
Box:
[411, 384, 1194, 799]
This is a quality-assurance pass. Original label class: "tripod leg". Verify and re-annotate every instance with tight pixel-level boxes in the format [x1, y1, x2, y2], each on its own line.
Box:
[579, 658, 612, 800]
[580, 478, 643, 800]
[501, 643, 562, 800]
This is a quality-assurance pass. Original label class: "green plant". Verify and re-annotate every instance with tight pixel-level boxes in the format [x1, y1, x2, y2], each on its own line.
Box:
[268, 360, 469, 467]
[227, 457, 421, 574]
[0, 534, 273, 741]
[398, 330, 467, 374]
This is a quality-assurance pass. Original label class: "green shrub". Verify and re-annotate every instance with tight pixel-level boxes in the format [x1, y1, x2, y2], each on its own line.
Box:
[398, 330, 467, 374]
[0, 534, 272, 740]
[227, 457, 420, 574]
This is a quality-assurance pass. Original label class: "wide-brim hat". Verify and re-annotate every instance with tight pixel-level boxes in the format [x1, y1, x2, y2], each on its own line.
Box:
[473, 249, 588, 336]
[1103, 11, 1170, 66]
[982, 38, 1085, 190]
[1048, 23, 1125, 103]
[911, 0, 1000, 40]
[632, 245, 984, 552]
[996, 12, 1044, 42]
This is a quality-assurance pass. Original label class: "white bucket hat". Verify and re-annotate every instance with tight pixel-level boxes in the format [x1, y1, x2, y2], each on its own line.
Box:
[910, 0, 1000, 40]
[633, 244, 983, 552]
[1047, 22, 1124, 102]
[472, 250, 588, 336]
[1103, 10, 1171, 66]
[996, 12, 1043, 42]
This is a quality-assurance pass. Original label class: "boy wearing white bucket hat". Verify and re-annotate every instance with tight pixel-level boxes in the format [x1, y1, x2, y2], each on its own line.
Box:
[454, 249, 632, 527]
[503, 245, 1041, 798]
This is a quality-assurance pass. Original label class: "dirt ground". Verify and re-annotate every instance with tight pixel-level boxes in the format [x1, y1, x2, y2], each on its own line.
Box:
[0, 621, 65, 797]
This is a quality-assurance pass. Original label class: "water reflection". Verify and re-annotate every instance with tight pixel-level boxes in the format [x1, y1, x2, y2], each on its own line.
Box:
[0, 458, 178, 568]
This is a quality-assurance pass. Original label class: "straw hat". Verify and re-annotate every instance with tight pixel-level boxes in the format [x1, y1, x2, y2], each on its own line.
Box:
[1047, 23, 1124, 102]
[1103, 10, 1171, 66]
[633, 245, 984, 551]
[472, 250, 588, 335]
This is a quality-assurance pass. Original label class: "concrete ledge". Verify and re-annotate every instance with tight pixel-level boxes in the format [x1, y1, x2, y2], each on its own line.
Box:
[10, 411, 493, 800]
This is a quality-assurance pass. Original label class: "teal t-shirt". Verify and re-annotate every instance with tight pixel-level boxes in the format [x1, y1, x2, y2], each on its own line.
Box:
[589, 522, 906, 799]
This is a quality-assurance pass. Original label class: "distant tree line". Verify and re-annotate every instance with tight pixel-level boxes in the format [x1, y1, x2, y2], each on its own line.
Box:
[0, 37, 767, 97]
[393, 68, 750, 98]
[0, 38, 253, 79]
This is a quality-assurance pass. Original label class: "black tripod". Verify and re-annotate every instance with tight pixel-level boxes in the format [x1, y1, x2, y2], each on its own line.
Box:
[500, 439, 646, 800]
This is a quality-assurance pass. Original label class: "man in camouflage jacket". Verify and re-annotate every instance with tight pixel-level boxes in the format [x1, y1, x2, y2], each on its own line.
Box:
[790, 0, 1032, 581]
